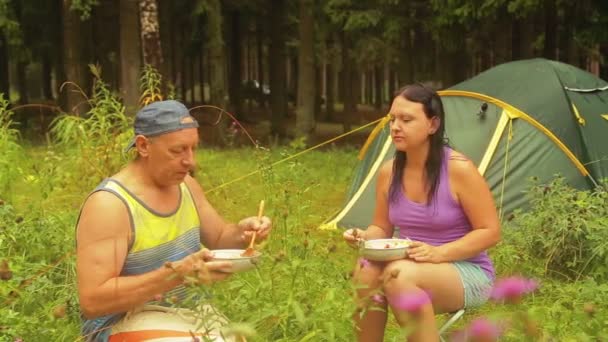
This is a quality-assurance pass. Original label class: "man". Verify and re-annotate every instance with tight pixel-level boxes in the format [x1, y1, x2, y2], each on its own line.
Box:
[76, 100, 272, 341]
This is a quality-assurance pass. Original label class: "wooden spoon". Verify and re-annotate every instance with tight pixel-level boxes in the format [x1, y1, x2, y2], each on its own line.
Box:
[242, 200, 264, 256]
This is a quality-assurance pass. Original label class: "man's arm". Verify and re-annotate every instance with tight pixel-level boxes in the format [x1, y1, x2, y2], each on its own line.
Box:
[184, 175, 247, 249]
[76, 191, 183, 319]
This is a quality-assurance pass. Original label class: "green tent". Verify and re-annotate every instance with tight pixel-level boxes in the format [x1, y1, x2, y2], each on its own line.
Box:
[321, 58, 608, 230]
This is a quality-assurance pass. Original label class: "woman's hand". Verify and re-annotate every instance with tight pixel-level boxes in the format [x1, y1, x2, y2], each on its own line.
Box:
[407, 241, 446, 263]
[343, 228, 366, 248]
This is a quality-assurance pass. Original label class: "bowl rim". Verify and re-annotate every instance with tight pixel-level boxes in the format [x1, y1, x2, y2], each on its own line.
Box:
[210, 249, 262, 260]
[362, 238, 411, 250]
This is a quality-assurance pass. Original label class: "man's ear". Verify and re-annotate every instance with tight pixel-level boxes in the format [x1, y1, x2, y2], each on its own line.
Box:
[135, 135, 151, 157]
[429, 116, 440, 134]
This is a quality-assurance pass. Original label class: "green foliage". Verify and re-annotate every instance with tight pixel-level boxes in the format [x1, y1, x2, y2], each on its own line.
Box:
[0, 0, 22, 46]
[139, 64, 164, 107]
[49, 65, 132, 192]
[70, 0, 99, 20]
[0, 201, 80, 341]
[495, 177, 608, 282]
[0, 94, 22, 201]
[188, 146, 360, 341]
[2, 137, 608, 340]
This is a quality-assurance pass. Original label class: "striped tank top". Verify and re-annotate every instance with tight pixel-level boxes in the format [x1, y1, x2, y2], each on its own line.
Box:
[388, 147, 495, 279]
[80, 178, 201, 341]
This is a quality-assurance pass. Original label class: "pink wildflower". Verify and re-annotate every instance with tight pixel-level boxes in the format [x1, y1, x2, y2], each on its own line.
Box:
[390, 291, 431, 312]
[450, 330, 466, 342]
[467, 317, 503, 342]
[490, 276, 538, 304]
[358, 258, 370, 269]
[371, 294, 385, 304]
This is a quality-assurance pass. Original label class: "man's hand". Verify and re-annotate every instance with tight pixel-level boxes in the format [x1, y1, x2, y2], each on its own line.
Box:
[238, 216, 272, 243]
[170, 249, 233, 284]
[343, 228, 366, 249]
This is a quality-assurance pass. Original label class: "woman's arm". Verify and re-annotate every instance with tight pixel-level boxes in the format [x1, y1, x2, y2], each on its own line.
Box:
[437, 153, 501, 261]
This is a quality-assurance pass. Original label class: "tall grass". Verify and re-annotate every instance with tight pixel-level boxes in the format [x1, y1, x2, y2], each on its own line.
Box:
[2, 143, 608, 340]
[0, 94, 22, 201]
[49, 65, 132, 192]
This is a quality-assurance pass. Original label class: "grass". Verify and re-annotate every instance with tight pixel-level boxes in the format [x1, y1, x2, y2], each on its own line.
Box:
[1, 144, 607, 341]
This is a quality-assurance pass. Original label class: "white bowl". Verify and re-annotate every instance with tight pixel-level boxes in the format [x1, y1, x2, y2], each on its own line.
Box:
[210, 249, 261, 273]
[359, 238, 411, 262]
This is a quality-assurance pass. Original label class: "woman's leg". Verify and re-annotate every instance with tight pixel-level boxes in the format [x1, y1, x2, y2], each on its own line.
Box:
[382, 260, 464, 342]
[352, 259, 387, 342]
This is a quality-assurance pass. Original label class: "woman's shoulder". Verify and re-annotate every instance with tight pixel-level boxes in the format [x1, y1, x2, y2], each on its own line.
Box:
[379, 159, 394, 179]
[446, 148, 480, 179]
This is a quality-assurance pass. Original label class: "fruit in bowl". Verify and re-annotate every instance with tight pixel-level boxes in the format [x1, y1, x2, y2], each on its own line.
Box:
[359, 238, 411, 262]
[210, 249, 261, 273]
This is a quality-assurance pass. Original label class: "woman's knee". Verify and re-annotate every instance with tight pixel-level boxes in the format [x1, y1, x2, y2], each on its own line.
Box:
[381, 260, 422, 290]
[352, 259, 384, 290]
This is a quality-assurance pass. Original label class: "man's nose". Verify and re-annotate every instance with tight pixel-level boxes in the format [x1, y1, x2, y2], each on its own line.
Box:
[182, 149, 196, 167]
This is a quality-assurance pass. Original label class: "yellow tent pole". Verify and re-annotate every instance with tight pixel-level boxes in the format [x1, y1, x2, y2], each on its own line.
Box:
[478, 110, 510, 176]
[497, 119, 514, 220]
[358, 115, 391, 160]
[438, 90, 591, 178]
[319, 134, 394, 230]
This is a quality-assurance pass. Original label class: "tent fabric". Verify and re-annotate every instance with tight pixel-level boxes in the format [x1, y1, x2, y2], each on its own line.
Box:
[321, 58, 608, 231]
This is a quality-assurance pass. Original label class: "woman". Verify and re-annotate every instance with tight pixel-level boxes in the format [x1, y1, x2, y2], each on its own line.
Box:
[343, 84, 500, 341]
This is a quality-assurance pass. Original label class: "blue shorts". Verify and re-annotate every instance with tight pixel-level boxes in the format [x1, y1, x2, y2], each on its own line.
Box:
[452, 261, 493, 308]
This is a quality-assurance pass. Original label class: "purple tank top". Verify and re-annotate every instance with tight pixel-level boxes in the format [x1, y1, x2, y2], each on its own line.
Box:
[388, 146, 495, 279]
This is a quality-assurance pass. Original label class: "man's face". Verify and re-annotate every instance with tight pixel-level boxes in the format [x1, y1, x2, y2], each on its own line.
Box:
[138, 128, 199, 186]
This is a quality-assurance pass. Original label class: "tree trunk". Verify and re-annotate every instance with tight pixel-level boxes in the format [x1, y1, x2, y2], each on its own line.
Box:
[398, 29, 414, 87]
[189, 54, 195, 104]
[325, 60, 335, 121]
[269, 0, 287, 136]
[120, 0, 141, 114]
[42, 53, 53, 100]
[179, 24, 186, 101]
[167, 0, 177, 88]
[314, 65, 322, 121]
[158, 0, 172, 83]
[513, 15, 536, 59]
[341, 31, 354, 133]
[561, 3, 579, 66]
[16, 62, 28, 105]
[205, 0, 229, 144]
[388, 67, 395, 99]
[92, 0, 120, 90]
[256, 19, 264, 99]
[0, 34, 9, 98]
[227, 10, 244, 120]
[62, 0, 86, 114]
[374, 65, 383, 109]
[295, 0, 315, 137]
[543, 0, 557, 60]
[199, 45, 205, 103]
[139, 0, 163, 72]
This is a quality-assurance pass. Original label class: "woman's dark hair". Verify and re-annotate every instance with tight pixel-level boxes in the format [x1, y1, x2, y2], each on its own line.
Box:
[389, 83, 447, 205]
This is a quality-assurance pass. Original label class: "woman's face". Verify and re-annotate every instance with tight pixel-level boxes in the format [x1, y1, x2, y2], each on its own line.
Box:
[388, 96, 438, 152]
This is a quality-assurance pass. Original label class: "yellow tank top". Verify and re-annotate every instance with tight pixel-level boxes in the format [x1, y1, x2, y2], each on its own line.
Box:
[81, 178, 202, 340]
